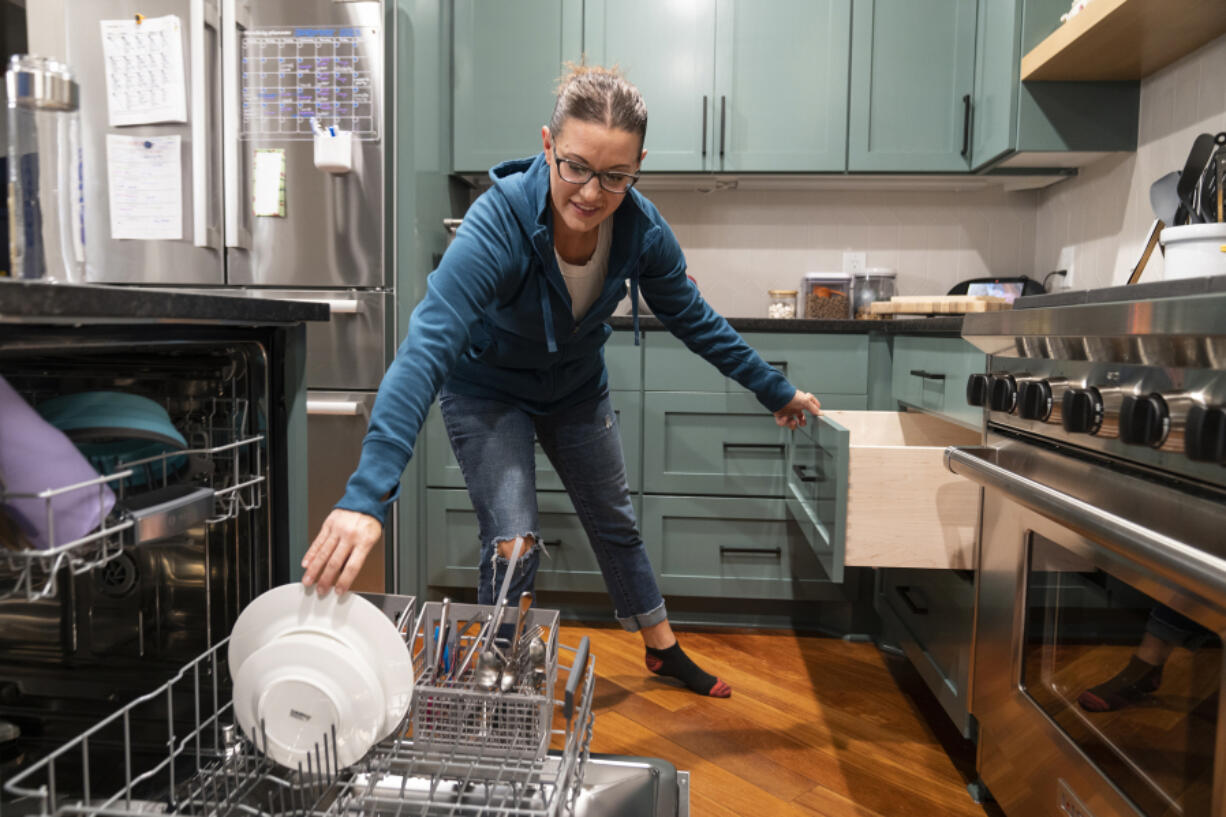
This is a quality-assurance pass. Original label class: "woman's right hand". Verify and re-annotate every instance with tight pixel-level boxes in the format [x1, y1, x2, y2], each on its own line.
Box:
[301, 508, 383, 595]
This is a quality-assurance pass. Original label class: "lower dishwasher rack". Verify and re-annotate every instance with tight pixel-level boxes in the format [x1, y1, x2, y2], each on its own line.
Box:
[3, 597, 687, 817]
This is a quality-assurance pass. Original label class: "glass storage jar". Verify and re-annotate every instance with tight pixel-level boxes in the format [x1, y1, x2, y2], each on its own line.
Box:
[802, 272, 852, 319]
[767, 289, 798, 319]
[852, 268, 897, 318]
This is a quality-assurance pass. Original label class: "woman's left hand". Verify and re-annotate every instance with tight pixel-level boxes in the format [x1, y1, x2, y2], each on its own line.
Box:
[774, 389, 822, 429]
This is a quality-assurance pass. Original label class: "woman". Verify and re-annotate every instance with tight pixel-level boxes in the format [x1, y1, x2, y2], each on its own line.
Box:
[301, 65, 822, 698]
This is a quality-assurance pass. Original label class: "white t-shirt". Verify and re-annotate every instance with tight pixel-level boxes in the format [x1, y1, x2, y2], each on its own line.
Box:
[554, 219, 612, 320]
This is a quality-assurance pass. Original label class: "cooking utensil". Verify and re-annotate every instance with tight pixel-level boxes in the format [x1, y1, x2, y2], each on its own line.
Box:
[433, 597, 451, 681]
[500, 592, 534, 692]
[472, 536, 526, 690]
[1127, 219, 1165, 284]
[1176, 133, 1217, 225]
[448, 616, 485, 682]
[1149, 170, 1184, 228]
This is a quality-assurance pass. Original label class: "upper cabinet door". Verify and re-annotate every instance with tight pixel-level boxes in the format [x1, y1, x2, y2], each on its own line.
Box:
[847, 0, 978, 172]
[714, 0, 851, 172]
[970, 0, 1019, 169]
[453, 0, 582, 173]
[583, 0, 717, 172]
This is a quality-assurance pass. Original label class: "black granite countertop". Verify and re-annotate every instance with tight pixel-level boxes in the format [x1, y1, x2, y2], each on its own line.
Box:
[0, 280, 330, 325]
[607, 315, 964, 335]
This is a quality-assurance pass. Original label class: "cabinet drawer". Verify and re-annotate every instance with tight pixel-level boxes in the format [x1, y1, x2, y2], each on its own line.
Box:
[891, 336, 986, 430]
[643, 332, 869, 395]
[425, 488, 640, 593]
[641, 495, 830, 600]
[787, 410, 981, 582]
[644, 392, 866, 497]
[424, 390, 642, 492]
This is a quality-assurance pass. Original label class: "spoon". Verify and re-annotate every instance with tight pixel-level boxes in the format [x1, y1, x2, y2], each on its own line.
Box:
[472, 536, 526, 690]
[500, 592, 534, 692]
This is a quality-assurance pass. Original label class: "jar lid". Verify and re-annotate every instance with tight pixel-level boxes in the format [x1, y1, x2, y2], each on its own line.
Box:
[768, 289, 798, 296]
[856, 267, 897, 278]
[5, 54, 78, 111]
[804, 271, 851, 282]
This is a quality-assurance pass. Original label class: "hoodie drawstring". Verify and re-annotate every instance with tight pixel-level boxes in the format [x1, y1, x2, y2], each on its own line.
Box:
[630, 262, 641, 347]
[540, 277, 558, 354]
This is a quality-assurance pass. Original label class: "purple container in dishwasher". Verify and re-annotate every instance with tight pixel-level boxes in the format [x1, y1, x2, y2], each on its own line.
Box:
[0, 376, 115, 550]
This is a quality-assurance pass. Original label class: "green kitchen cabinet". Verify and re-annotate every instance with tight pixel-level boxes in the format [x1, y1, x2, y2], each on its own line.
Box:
[970, 0, 1137, 170]
[453, 0, 583, 173]
[643, 332, 870, 395]
[426, 488, 642, 592]
[891, 335, 985, 430]
[848, 0, 978, 172]
[582, 0, 716, 171]
[583, 0, 851, 172]
[643, 495, 831, 599]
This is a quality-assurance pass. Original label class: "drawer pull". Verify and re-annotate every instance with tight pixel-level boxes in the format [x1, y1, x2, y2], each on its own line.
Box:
[791, 463, 822, 483]
[896, 585, 930, 615]
[722, 442, 785, 453]
[766, 360, 788, 376]
[541, 539, 563, 548]
[719, 546, 782, 558]
[909, 369, 947, 381]
[307, 399, 367, 416]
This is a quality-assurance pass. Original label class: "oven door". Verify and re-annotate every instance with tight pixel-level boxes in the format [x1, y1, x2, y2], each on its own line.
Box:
[948, 439, 1226, 817]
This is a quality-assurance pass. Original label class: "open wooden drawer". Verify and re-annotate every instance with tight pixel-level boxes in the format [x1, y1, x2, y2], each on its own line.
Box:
[786, 410, 982, 583]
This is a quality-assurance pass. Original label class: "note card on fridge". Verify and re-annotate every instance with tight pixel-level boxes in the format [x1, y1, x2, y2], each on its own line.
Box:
[100, 14, 188, 126]
[252, 149, 287, 217]
[106, 134, 183, 240]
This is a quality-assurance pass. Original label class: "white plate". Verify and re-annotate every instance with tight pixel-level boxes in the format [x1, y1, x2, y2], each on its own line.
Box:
[232, 631, 385, 769]
[228, 584, 413, 737]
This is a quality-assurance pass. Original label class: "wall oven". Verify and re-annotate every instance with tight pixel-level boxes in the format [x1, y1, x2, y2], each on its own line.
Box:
[950, 289, 1226, 817]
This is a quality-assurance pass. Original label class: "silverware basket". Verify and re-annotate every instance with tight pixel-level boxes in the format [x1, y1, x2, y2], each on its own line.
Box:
[409, 600, 561, 761]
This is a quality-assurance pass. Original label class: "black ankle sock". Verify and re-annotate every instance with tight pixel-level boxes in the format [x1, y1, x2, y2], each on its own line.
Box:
[1078, 656, 1163, 712]
[644, 642, 731, 698]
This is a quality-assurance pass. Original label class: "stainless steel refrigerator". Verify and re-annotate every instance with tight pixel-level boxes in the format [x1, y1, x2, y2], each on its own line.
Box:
[63, 0, 395, 591]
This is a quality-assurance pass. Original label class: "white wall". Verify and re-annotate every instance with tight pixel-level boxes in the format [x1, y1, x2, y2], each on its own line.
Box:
[1033, 33, 1226, 290]
[644, 185, 1039, 317]
[24, 0, 65, 60]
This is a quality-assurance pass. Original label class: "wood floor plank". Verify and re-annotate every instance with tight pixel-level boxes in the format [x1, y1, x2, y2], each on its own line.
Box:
[555, 623, 1002, 817]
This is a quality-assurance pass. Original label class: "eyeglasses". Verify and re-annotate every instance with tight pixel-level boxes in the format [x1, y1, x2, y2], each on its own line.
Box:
[554, 155, 640, 193]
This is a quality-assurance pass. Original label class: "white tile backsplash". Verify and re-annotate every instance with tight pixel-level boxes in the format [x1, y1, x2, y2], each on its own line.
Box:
[645, 187, 1039, 316]
[1033, 33, 1226, 290]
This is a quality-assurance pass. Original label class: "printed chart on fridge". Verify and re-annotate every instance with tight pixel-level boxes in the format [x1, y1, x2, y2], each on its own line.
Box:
[240, 27, 379, 140]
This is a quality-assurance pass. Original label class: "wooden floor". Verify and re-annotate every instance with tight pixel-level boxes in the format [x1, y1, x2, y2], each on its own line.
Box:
[553, 622, 1005, 817]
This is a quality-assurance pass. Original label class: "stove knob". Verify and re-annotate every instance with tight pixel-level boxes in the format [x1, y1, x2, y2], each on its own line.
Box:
[1185, 405, 1226, 463]
[966, 374, 990, 407]
[1062, 388, 1103, 434]
[1119, 394, 1169, 447]
[1017, 380, 1054, 421]
[988, 374, 1017, 413]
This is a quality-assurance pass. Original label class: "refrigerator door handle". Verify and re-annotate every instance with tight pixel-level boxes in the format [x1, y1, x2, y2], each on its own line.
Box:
[191, 0, 220, 248]
[222, 0, 251, 250]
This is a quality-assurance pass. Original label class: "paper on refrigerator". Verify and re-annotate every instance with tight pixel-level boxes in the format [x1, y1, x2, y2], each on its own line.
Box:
[100, 15, 188, 127]
[106, 135, 184, 241]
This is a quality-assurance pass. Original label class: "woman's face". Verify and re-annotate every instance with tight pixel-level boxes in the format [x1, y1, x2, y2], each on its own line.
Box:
[542, 120, 646, 236]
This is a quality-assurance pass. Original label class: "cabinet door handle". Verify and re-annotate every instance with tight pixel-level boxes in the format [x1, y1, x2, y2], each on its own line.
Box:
[791, 463, 821, 483]
[722, 442, 785, 453]
[765, 360, 788, 376]
[701, 95, 708, 158]
[896, 585, 930, 615]
[719, 95, 727, 159]
[719, 546, 782, 558]
[960, 94, 972, 158]
[910, 369, 947, 381]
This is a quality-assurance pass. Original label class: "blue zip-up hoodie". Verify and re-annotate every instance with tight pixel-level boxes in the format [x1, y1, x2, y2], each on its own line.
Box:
[337, 153, 795, 523]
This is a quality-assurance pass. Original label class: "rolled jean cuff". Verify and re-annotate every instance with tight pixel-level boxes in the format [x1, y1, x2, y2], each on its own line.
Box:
[616, 601, 667, 633]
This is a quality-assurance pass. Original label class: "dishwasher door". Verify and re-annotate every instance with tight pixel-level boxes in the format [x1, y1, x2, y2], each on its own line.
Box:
[307, 391, 387, 592]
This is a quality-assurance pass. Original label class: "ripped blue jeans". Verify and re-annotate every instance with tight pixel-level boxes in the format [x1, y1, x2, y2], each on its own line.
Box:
[437, 387, 667, 632]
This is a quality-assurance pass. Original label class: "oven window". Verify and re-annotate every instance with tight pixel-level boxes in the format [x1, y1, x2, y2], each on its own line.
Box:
[1022, 533, 1221, 817]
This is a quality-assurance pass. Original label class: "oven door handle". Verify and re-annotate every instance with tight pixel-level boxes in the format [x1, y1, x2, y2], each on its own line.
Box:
[945, 445, 1226, 603]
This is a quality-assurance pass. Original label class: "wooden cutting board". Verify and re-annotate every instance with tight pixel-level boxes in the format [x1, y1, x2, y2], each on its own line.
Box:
[867, 295, 1011, 315]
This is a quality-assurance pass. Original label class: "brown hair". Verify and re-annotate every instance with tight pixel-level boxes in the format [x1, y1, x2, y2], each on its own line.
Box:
[549, 62, 647, 149]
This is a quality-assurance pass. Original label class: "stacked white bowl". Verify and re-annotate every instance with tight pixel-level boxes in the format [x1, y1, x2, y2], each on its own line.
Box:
[228, 584, 414, 769]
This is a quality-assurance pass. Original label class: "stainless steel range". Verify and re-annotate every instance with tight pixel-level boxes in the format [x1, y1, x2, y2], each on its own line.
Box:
[948, 285, 1226, 817]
